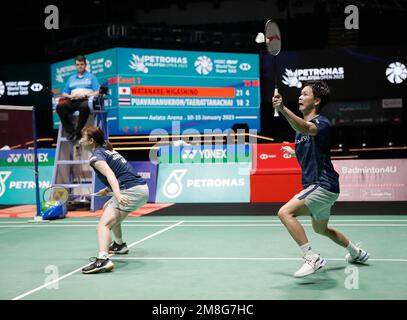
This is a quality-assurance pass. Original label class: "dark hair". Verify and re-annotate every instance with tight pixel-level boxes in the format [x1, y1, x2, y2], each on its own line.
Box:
[81, 126, 113, 151]
[74, 55, 87, 65]
[303, 80, 330, 112]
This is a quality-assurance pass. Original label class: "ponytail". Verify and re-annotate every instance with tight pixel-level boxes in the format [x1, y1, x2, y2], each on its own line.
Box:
[103, 140, 114, 151]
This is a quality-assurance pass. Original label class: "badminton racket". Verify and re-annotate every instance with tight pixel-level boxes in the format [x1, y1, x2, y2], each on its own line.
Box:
[256, 19, 282, 117]
[43, 185, 70, 204]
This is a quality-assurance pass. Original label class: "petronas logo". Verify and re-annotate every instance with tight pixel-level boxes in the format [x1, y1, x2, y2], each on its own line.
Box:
[0, 81, 5, 98]
[195, 56, 213, 75]
[386, 62, 407, 84]
[162, 169, 187, 199]
[0, 172, 11, 197]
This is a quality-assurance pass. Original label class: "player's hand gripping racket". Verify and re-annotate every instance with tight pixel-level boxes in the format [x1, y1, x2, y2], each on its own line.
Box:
[256, 19, 282, 117]
[91, 188, 113, 197]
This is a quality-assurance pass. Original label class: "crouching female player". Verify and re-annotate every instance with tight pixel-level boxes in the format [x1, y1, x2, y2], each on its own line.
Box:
[79, 126, 148, 274]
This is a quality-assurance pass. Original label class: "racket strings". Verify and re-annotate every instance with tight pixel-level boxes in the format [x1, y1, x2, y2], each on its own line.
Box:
[44, 186, 69, 203]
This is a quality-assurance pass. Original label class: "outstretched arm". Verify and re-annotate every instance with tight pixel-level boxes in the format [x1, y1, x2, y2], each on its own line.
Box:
[272, 94, 318, 136]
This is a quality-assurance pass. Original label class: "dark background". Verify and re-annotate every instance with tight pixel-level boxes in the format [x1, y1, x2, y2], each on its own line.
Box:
[0, 0, 406, 151]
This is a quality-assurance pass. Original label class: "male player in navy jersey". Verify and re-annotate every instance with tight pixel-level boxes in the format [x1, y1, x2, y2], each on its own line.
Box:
[272, 80, 369, 278]
[79, 126, 149, 274]
[56, 55, 100, 141]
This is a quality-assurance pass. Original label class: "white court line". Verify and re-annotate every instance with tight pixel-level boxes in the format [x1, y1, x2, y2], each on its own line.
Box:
[175, 224, 407, 227]
[11, 221, 184, 300]
[110, 256, 407, 262]
[0, 224, 178, 228]
[3, 223, 407, 228]
[1, 219, 407, 224]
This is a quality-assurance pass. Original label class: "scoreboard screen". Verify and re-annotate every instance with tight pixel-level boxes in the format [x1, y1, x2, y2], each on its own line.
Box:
[51, 48, 260, 135]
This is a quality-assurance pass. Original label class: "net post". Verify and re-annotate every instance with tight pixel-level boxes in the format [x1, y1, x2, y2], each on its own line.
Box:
[33, 107, 42, 218]
[28, 107, 49, 223]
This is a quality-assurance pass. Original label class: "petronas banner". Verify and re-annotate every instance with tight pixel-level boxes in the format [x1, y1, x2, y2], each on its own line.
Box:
[156, 163, 251, 203]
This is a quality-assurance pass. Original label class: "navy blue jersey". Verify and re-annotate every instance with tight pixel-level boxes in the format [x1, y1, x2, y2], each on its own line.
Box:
[89, 147, 146, 190]
[295, 115, 340, 193]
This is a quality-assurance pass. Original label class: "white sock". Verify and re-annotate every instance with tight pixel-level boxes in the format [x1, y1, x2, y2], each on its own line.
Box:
[115, 238, 123, 245]
[300, 242, 315, 256]
[347, 242, 360, 257]
[98, 251, 109, 259]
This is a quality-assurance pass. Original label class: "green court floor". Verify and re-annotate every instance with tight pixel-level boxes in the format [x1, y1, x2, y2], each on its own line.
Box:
[1, 216, 406, 300]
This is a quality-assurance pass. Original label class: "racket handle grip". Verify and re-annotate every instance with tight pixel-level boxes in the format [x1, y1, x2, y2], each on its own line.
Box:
[274, 88, 279, 117]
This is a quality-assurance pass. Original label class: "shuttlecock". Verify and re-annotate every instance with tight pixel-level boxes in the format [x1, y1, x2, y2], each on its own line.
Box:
[255, 32, 265, 43]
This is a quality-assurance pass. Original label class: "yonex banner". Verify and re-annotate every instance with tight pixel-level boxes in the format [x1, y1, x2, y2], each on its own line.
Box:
[0, 149, 55, 167]
[333, 159, 407, 201]
[0, 149, 55, 204]
[156, 163, 251, 203]
[158, 144, 251, 164]
[129, 161, 158, 202]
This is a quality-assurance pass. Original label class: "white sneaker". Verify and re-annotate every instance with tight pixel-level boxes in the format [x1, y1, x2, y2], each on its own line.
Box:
[346, 248, 369, 264]
[294, 253, 327, 278]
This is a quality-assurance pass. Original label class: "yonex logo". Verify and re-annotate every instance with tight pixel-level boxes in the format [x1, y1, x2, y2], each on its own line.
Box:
[239, 63, 252, 71]
[30, 83, 43, 92]
[105, 59, 112, 68]
[386, 62, 407, 84]
[7, 154, 22, 163]
[195, 56, 213, 75]
[182, 149, 198, 160]
[182, 149, 227, 160]
[0, 171, 11, 197]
